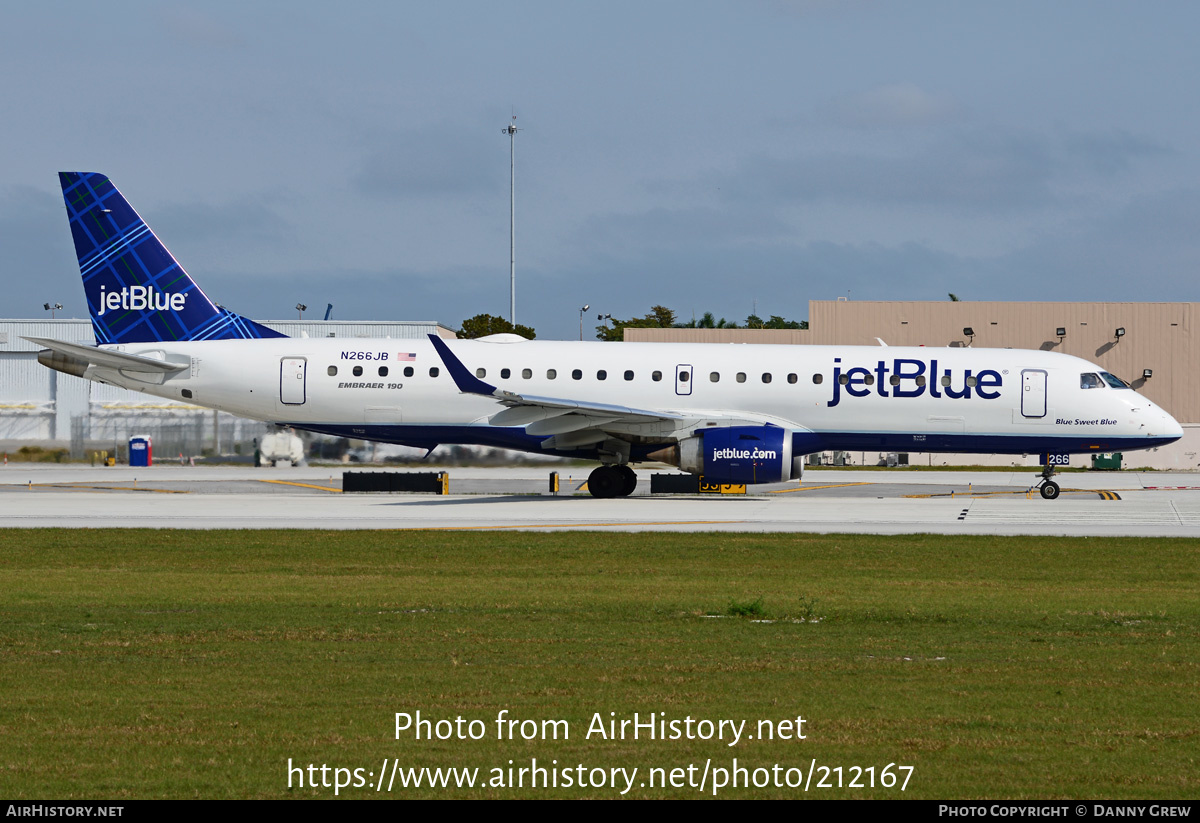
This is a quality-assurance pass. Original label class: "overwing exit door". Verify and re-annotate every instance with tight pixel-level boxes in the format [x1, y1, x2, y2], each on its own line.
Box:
[675, 364, 692, 396]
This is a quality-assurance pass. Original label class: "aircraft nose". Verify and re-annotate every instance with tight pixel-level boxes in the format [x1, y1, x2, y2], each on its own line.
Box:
[1162, 409, 1184, 440]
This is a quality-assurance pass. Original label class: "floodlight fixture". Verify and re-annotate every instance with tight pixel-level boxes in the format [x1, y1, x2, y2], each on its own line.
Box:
[579, 304, 590, 340]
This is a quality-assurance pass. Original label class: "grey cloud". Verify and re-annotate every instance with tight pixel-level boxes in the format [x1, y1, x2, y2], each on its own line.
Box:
[719, 130, 1057, 211]
[821, 83, 961, 129]
[714, 126, 1169, 213]
[1062, 130, 1172, 175]
[352, 122, 506, 200]
[996, 187, 1200, 300]
[154, 6, 245, 50]
[573, 205, 794, 258]
[152, 198, 292, 247]
[0, 185, 80, 316]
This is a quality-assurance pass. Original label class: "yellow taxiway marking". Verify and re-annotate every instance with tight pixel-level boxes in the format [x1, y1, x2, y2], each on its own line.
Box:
[257, 479, 343, 493]
[21, 483, 189, 494]
[903, 489, 1121, 500]
[387, 520, 742, 531]
[768, 482, 874, 494]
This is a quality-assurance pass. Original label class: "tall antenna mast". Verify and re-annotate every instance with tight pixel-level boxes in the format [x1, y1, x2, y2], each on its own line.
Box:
[502, 114, 520, 325]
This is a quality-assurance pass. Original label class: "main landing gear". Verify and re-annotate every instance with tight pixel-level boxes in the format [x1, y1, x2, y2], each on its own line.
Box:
[1035, 464, 1061, 500]
[588, 465, 638, 498]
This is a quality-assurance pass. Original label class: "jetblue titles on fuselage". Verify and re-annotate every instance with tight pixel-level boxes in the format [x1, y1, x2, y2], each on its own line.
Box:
[828, 357, 1003, 407]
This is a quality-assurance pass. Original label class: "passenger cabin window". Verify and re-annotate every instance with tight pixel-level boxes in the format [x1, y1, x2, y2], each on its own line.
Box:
[1081, 373, 1103, 389]
[597, 369, 607, 380]
[572, 369, 582, 380]
[547, 369, 557, 379]
[812, 374, 823, 384]
[941, 375, 951, 387]
[353, 365, 363, 377]
[890, 375, 901, 386]
[475, 368, 486, 378]
[787, 373, 797, 384]
[522, 368, 532, 379]
[736, 372, 747, 383]
[862, 374, 874, 386]
[429, 367, 440, 378]
[652, 371, 663, 382]
[404, 366, 414, 377]
[501, 368, 511, 379]
[378, 366, 388, 377]
[710, 372, 720, 383]
[966, 376, 977, 387]
[624, 370, 634, 381]
[762, 373, 772, 384]
[328, 366, 337, 376]
[839, 374, 849, 385]
[916, 376, 927, 387]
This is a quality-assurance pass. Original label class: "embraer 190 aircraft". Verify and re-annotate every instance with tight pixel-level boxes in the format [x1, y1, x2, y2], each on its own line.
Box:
[31, 172, 1183, 499]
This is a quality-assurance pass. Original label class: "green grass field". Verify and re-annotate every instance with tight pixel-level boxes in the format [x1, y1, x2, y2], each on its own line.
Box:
[0, 530, 1196, 799]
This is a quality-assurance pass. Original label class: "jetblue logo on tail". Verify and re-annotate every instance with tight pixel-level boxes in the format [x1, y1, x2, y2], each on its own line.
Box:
[97, 284, 187, 316]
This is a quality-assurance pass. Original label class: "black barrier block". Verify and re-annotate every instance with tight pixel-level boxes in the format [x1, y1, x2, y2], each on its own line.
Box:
[343, 471, 445, 493]
[650, 473, 700, 494]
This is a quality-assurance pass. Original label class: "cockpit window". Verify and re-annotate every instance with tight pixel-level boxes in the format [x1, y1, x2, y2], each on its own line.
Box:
[1080, 373, 1104, 389]
[1101, 372, 1130, 389]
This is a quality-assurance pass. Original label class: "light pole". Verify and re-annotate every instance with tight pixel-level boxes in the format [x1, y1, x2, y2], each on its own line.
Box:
[579, 304, 589, 341]
[502, 116, 520, 326]
[296, 303, 307, 320]
[43, 302, 62, 319]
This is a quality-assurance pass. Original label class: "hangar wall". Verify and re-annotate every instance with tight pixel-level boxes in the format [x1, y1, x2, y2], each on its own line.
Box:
[624, 301, 1199, 470]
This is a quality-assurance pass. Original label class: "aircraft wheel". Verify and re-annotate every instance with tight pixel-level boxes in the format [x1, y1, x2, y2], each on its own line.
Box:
[1040, 480, 1060, 500]
[588, 465, 623, 498]
[617, 465, 638, 497]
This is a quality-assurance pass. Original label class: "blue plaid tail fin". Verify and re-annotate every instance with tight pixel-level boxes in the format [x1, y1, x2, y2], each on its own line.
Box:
[58, 172, 286, 344]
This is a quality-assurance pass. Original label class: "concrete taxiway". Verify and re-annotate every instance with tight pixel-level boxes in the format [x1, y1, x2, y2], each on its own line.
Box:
[3, 463, 1199, 535]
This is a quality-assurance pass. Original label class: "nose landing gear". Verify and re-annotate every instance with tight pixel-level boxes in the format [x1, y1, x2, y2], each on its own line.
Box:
[1035, 462, 1061, 500]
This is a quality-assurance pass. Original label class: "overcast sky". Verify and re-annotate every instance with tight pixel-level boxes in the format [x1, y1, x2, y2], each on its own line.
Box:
[4, 1, 1199, 339]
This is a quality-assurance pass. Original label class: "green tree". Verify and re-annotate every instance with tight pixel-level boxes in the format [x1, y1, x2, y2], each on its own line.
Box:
[764, 315, 807, 329]
[458, 313, 536, 340]
[595, 305, 677, 341]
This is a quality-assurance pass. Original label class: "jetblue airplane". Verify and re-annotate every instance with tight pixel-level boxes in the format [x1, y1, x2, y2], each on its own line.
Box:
[31, 172, 1183, 499]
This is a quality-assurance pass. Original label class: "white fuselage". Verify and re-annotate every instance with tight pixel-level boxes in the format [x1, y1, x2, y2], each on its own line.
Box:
[78, 336, 1183, 459]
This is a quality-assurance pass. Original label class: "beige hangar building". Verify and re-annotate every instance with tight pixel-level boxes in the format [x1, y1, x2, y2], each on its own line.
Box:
[626, 300, 1200, 471]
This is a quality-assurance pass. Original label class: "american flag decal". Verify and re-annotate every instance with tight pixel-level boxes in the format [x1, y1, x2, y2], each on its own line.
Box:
[398, 352, 417, 361]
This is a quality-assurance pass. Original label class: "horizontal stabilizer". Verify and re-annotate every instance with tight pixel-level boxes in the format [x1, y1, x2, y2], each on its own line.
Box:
[23, 337, 188, 373]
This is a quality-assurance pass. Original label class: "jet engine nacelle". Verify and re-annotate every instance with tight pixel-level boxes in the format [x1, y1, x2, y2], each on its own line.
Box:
[677, 425, 801, 485]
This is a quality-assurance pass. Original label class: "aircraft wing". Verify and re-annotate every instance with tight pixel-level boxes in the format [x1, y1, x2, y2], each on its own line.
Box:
[428, 334, 683, 426]
[23, 337, 188, 373]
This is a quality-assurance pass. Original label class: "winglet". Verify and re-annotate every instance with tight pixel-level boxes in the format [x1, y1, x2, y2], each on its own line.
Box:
[428, 334, 498, 396]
